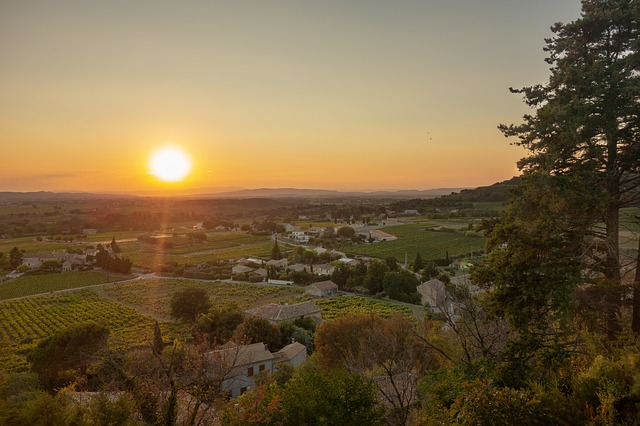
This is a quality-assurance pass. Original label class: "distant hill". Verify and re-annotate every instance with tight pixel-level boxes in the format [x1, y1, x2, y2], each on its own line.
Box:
[0, 191, 138, 202]
[436, 176, 521, 203]
[192, 187, 468, 199]
[389, 177, 521, 210]
[0, 186, 470, 202]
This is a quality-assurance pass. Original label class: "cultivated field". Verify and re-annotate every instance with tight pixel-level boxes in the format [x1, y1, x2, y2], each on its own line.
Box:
[113, 232, 273, 269]
[341, 224, 485, 261]
[100, 278, 305, 319]
[0, 290, 157, 372]
[0, 271, 131, 300]
[315, 296, 413, 319]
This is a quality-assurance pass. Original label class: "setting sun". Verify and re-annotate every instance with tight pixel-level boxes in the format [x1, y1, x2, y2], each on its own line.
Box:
[148, 146, 192, 182]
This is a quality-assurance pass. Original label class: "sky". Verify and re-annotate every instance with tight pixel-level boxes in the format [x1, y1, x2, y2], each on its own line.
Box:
[0, 0, 583, 193]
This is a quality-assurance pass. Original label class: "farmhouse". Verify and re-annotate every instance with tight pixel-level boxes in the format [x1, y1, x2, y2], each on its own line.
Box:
[21, 253, 88, 270]
[273, 341, 307, 367]
[266, 258, 288, 269]
[245, 300, 322, 325]
[369, 229, 398, 242]
[305, 280, 339, 297]
[417, 278, 451, 314]
[209, 342, 274, 398]
[313, 264, 335, 276]
[209, 341, 307, 398]
[232, 265, 254, 275]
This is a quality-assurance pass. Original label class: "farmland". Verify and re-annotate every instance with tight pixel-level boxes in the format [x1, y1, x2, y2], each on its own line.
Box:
[315, 296, 413, 319]
[0, 290, 157, 372]
[100, 278, 304, 318]
[119, 233, 274, 269]
[0, 271, 131, 301]
[340, 224, 485, 261]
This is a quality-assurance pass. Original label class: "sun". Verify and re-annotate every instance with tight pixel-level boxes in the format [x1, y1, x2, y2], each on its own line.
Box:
[148, 146, 192, 182]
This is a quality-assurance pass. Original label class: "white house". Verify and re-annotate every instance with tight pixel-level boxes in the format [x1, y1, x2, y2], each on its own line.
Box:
[290, 231, 310, 243]
[209, 341, 307, 398]
[314, 264, 335, 276]
[209, 343, 275, 398]
[274, 342, 307, 368]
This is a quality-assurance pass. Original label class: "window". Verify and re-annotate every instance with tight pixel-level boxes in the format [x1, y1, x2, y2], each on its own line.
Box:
[240, 387, 247, 395]
[259, 364, 265, 372]
[247, 366, 254, 377]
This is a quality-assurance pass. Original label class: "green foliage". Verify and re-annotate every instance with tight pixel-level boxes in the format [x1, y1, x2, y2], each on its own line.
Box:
[271, 238, 283, 260]
[473, 174, 590, 351]
[336, 226, 356, 238]
[383, 270, 420, 304]
[413, 251, 425, 272]
[27, 321, 109, 389]
[9, 247, 23, 269]
[169, 286, 212, 323]
[235, 317, 282, 352]
[363, 260, 389, 294]
[195, 304, 245, 345]
[280, 361, 383, 426]
[221, 375, 285, 426]
[1, 391, 82, 426]
[0, 291, 156, 372]
[450, 380, 545, 425]
[500, 0, 640, 333]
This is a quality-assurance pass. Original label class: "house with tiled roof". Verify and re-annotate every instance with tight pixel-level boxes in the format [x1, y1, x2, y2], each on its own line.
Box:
[305, 280, 338, 297]
[209, 342, 275, 398]
[417, 278, 450, 314]
[209, 341, 307, 398]
[245, 300, 322, 325]
[274, 342, 307, 367]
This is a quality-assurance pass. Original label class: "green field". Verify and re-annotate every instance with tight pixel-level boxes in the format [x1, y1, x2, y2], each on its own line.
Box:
[0, 271, 131, 300]
[315, 296, 413, 319]
[118, 233, 273, 268]
[101, 278, 304, 318]
[341, 224, 485, 260]
[0, 290, 157, 372]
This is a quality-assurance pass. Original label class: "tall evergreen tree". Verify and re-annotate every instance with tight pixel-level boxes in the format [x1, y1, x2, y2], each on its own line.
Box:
[270, 237, 282, 260]
[499, 0, 640, 332]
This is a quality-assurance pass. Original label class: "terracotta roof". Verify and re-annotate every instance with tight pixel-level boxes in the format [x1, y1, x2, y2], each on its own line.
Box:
[208, 342, 274, 367]
[309, 280, 338, 291]
[245, 300, 321, 322]
[274, 342, 307, 363]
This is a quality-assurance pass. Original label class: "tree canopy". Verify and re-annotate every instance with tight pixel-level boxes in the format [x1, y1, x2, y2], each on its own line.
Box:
[169, 287, 212, 323]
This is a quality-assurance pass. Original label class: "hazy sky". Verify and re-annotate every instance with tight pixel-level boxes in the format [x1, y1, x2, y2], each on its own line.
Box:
[1, 0, 582, 193]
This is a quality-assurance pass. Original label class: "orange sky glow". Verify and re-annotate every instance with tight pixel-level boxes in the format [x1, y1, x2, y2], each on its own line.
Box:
[0, 1, 582, 193]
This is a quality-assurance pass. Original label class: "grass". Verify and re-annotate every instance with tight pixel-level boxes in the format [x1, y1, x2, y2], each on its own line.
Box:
[0, 271, 131, 300]
[340, 224, 485, 261]
[101, 278, 304, 318]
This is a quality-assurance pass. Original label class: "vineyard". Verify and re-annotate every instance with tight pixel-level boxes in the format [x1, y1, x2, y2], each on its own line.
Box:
[0, 290, 157, 372]
[315, 296, 413, 319]
[340, 224, 485, 261]
[101, 278, 304, 318]
[119, 234, 273, 269]
[0, 271, 130, 300]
